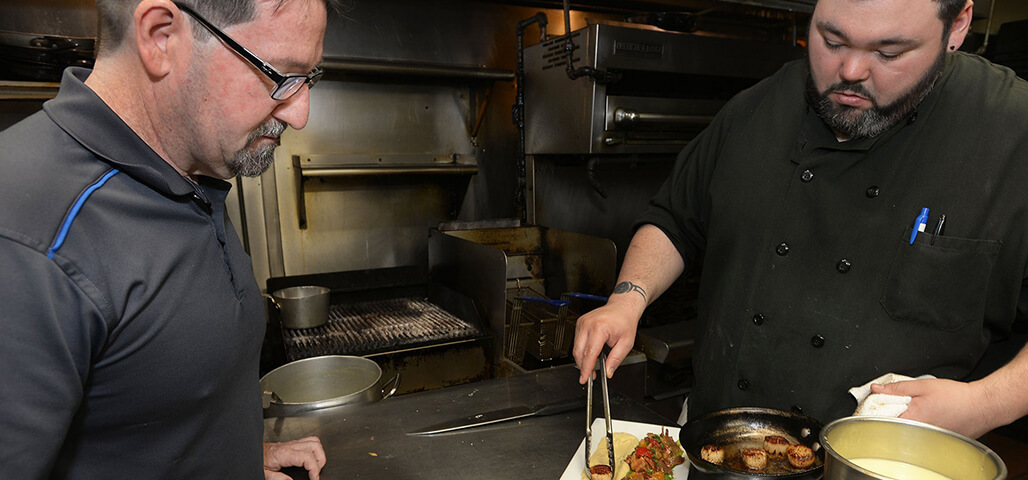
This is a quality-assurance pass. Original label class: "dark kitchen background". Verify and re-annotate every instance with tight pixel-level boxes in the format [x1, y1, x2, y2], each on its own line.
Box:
[3, 0, 1028, 473]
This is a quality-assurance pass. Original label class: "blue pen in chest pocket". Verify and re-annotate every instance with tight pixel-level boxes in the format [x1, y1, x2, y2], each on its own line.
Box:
[909, 207, 929, 244]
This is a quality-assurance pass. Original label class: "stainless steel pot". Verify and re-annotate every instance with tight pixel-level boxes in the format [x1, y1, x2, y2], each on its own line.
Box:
[260, 355, 400, 418]
[820, 416, 1006, 480]
[269, 285, 330, 329]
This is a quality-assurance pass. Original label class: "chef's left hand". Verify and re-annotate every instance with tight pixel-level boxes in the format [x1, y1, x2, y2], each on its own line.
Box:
[264, 436, 327, 480]
[871, 379, 990, 439]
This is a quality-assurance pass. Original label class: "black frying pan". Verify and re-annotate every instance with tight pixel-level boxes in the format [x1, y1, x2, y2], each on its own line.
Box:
[680, 407, 825, 480]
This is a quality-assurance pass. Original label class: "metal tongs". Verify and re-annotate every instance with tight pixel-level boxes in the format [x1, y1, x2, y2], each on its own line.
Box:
[585, 351, 615, 479]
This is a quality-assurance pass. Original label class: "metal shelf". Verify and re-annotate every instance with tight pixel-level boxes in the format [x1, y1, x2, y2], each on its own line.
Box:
[291, 154, 479, 229]
[321, 57, 514, 82]
[0, 81, 60, 100]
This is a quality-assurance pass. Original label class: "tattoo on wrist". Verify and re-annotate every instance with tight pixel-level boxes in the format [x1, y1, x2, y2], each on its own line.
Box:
[613, 281, 647, 301]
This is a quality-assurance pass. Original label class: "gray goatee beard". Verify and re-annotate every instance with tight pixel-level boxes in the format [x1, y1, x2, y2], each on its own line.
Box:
[227, 119, 287, 177]
[806, 48, 945, 140]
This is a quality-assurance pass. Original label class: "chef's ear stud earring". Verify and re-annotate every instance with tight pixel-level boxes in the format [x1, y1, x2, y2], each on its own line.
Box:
[950, 45, 956, 51]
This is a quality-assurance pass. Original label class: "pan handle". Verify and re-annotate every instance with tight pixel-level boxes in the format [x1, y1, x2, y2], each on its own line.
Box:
[262, 293, 281, 311]
[565, 292, 608, 303]
[515, 296, 571, 308]
[262, 390, 284, 408]
[381, 373, 401, 399]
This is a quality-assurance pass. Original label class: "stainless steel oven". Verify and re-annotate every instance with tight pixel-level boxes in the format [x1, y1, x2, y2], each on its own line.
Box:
[523, 22, 803, 155]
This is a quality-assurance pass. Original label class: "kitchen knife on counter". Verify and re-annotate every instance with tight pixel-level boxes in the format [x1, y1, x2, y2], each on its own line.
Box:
[406, 396, 584, 436]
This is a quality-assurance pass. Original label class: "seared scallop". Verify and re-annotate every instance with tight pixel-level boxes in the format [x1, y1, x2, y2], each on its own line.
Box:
[589, 464, 612, 480]
[763, 435, 790, 456]
[786, 444, 815, 469]
[700, 444, 724, 464]
[741, 448, 768, 470]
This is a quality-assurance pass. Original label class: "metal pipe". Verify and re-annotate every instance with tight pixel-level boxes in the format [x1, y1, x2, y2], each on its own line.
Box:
[975, 0, 997, 56]
[513, 12, 548, 223]
[562, 0, 620, 84]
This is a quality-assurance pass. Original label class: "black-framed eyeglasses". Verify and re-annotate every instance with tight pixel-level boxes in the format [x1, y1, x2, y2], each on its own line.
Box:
[173, 1, 323, 101]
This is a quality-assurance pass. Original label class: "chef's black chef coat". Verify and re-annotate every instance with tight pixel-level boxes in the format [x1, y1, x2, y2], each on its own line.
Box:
[638, 52, 1028, 423]
[0, 68, 266, 478]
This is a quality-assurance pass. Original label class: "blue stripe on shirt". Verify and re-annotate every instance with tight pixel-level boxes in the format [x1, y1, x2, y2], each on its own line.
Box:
[46, 169, 120, 259]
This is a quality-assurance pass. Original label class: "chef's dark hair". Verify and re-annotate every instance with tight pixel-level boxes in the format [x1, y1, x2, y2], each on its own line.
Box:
[934, 0, 967, 35]
[812, 0, 967, 38]
[95, 0, 345, 55]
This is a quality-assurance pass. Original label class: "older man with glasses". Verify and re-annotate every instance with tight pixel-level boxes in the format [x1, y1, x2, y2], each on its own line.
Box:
[0, 0, 341, 478]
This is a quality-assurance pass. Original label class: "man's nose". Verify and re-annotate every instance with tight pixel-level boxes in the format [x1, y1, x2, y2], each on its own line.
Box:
[839, 52, 871, 84]
[273, 87, 312, 130]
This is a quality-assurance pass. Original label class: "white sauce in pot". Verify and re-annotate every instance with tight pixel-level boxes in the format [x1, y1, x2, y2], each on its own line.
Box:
[850, 458, 952, 480]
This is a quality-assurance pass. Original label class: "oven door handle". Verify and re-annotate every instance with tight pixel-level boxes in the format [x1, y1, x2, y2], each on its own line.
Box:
[613, 108, 714, 129]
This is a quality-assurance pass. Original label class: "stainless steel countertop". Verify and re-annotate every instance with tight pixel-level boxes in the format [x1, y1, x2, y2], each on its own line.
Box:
[264, 364, 676, 479]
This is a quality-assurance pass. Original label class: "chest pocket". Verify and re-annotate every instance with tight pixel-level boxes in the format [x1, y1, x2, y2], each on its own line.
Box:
[880, 228, 1001, 332]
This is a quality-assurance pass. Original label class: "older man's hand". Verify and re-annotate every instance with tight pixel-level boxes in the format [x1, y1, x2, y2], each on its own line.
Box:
[264, 436, 327, 480]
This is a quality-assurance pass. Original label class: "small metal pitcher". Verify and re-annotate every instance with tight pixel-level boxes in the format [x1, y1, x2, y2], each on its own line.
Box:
[268, 285, 330, 329]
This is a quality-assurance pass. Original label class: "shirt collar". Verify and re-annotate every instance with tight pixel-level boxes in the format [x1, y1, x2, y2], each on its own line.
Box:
[42, 67, 229, 199]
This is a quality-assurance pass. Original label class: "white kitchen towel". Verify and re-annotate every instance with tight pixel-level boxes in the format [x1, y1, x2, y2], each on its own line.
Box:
[849, 373, 936, 417]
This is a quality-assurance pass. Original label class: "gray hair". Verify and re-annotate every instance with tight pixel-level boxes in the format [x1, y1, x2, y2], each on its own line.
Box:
[95, 0, 346, 54]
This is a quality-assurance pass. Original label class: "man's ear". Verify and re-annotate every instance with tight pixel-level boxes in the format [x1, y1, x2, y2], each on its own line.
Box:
[947, 0, 974, 52]
[133, 0, 186, 79]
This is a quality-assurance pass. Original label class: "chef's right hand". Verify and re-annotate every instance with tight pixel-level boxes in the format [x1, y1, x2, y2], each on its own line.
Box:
[572, 292, 647, 384]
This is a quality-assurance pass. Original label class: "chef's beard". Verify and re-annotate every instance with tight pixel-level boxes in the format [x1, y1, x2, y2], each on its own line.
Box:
[226, 119, 286, 177]
[806, 48, 946, 140]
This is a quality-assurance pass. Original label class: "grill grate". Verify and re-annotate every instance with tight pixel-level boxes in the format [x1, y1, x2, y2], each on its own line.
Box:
[283, 297, 481, 361]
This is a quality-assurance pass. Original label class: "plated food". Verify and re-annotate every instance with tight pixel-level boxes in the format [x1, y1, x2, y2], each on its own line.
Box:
[583, 432, 639, 480]
[623, 429, 686, 480]
[562, 420, 687, 480]
[583, 429, 685, 480]
[588, 465, 614, 479]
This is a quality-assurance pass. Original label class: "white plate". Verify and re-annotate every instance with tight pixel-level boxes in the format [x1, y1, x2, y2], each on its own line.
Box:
[559, 418, 691, 480]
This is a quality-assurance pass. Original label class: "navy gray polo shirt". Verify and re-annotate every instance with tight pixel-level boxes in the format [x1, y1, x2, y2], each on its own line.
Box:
[0, 68, 266, 478]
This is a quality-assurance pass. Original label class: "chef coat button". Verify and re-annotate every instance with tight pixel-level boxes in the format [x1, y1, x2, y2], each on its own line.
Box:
[738, 379, 750, 391]
[801, 170, 814, 182]
[866, 186, 880, 198]
[811, 335, 825, 348]
[776, 242, 790, 256]
[836, 259, 852, 273]
[752, 313, 765, 326]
